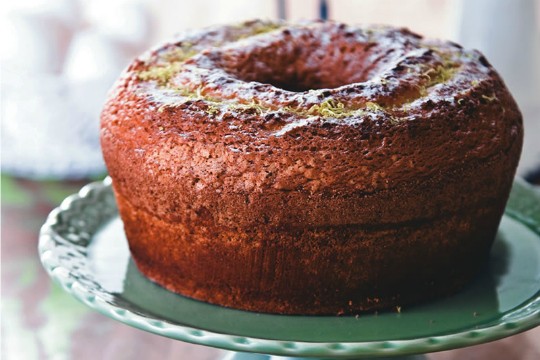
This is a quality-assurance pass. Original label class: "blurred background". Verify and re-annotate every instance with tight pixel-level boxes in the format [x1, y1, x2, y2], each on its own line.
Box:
[1, 0, 539, 359]
[1, 0, 539, 179]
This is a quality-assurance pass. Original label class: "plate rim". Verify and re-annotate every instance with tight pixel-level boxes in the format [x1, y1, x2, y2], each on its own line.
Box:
[38, 177, 540, 358]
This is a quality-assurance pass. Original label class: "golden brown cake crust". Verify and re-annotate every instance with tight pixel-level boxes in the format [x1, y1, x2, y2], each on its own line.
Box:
[100, 20, 523, 314]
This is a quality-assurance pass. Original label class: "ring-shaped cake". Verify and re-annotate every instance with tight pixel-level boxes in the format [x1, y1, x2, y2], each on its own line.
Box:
[101, 20, 523, 314]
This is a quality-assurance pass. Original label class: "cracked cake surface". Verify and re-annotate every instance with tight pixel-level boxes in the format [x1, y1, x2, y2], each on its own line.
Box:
[101, 20, 523, 314]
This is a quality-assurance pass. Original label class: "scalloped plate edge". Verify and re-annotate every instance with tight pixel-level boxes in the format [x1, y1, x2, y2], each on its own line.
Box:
[38, 177, 540, 358]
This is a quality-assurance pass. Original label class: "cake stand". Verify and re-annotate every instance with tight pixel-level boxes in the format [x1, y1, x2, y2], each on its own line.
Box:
[38, 177, 540, 359]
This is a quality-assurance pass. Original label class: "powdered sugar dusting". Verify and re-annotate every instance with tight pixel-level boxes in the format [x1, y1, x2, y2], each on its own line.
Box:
[273, 116, 318, 137]
[130, 20, 497, 133]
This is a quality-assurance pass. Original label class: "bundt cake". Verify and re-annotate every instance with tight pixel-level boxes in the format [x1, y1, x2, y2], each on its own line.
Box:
[100, 20, 523, 314]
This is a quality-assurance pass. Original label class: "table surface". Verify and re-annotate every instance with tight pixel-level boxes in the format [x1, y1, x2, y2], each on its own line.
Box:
[1, 175, 539, 360]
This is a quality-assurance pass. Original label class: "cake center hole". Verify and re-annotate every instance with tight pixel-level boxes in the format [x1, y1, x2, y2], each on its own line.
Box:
[221, 34, 383, 92]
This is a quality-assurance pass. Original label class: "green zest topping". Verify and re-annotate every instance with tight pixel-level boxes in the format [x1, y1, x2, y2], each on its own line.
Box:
[138, 44, 197, 85]
[163, 43, 197, 62]
[138, 62, 183, 85]
[306, 99, 348, 117]
[481, 94, 498, 102]
[234, 20, 282, 39]
[205, 104, 221, 115]
[228, 100, 269, 115]
[157, 88, 390, 120]
[422, 64, 457, 87]
[365, 101, 384, 111]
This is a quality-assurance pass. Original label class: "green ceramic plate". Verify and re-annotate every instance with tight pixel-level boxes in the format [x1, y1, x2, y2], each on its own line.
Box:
[39, 178, 540, 359]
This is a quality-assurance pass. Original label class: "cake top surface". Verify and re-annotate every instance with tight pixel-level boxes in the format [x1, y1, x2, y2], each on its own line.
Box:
[120, 19, 501, 134]
[102, 20, 521, 196]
